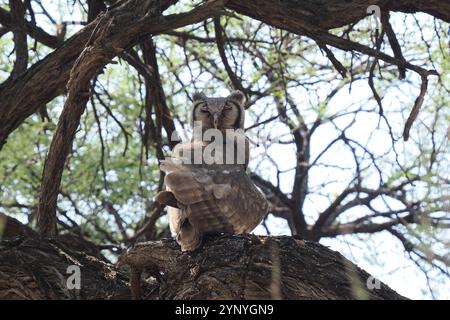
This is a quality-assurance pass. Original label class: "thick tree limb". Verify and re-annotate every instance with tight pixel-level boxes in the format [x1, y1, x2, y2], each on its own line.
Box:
[0, 226, 407, 300]
[0, 0, 446, 150]
[87, 0, 106, 23]
[0, 0, 225, 150]
[37, 33, 117, 237]
[226, 0, 439, 80]
[309, 30, 438, 77]
[118, 235, 406, 300]
[225, 0, 450, 32]
[0, 7, 61, 48]
[35, 0, 226, 237]
[9, 0, 28, 79]
[141, 39, 178, 150]
[0, 235, 131, 299]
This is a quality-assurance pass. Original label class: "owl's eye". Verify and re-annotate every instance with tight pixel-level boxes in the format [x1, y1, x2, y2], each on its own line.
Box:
[201, 106, 209, 113]
[223, 103, 232, 110]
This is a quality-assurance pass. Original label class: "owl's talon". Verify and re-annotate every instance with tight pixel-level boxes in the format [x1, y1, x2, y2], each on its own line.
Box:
[177, 218, 201, 252]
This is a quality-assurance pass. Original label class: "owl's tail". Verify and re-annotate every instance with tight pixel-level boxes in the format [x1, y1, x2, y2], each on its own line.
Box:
[176, 218, 201, 252]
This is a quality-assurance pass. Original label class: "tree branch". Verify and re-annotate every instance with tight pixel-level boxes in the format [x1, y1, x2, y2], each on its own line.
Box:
[9, 0, 28, 79]
[0, 0, 225, 150]
[0, 6, 61, 48]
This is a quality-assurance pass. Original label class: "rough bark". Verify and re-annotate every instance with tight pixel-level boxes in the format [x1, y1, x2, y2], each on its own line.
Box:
[226, 0, 450, 32]
[120, 234, 406, 300]
[0, 6, 61, 48]
[0, 0, 223, 150]
[0, 213, 131, 299]
[37, 19, 118, 237]
[0, 213, 405, 300]
[8, 0, 28, 79]
[87, 0, 107, 23]
[34, 0, 225, 236]
[0, 238, 132, 299]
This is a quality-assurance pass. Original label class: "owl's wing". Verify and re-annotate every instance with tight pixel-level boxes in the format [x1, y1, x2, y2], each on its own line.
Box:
[163, 165, 233, 234]
[163, 161, 268, 235]
[212, 169, 269, 233]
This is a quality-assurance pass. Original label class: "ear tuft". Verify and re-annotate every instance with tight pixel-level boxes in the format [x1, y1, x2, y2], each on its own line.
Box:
[193, 92, 207, 101]
[228, 90, 244, 104]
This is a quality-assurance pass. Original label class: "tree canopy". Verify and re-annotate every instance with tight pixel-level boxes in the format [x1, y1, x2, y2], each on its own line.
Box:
[0, 0, 448, 299]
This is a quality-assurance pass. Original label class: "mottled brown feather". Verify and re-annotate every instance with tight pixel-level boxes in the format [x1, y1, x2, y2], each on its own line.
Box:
[159, 92, 268, 251]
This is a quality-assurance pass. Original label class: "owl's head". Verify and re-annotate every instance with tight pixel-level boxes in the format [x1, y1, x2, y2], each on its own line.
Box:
[191, 91, 245, 131]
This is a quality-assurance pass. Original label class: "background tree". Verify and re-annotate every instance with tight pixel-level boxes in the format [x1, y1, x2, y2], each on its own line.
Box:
[0, 0, 448, 299]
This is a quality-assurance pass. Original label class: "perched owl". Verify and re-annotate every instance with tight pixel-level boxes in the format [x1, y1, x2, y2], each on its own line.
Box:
[155, 91, 268, 251]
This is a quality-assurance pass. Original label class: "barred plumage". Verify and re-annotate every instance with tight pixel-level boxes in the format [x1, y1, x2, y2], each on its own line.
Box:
[156, 91, 268, 251]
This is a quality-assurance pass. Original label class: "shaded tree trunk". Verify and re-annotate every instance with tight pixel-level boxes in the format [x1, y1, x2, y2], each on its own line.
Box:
[0, 213, 405, 300]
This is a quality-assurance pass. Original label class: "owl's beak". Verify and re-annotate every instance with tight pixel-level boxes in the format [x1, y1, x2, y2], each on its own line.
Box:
[213, 114, 219, 129]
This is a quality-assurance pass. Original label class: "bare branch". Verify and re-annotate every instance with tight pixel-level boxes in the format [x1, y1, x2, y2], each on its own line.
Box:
[403, 75, 429, 141]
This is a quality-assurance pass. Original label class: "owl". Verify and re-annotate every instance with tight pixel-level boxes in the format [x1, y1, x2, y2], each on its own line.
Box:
[155, 90, 268, 251]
